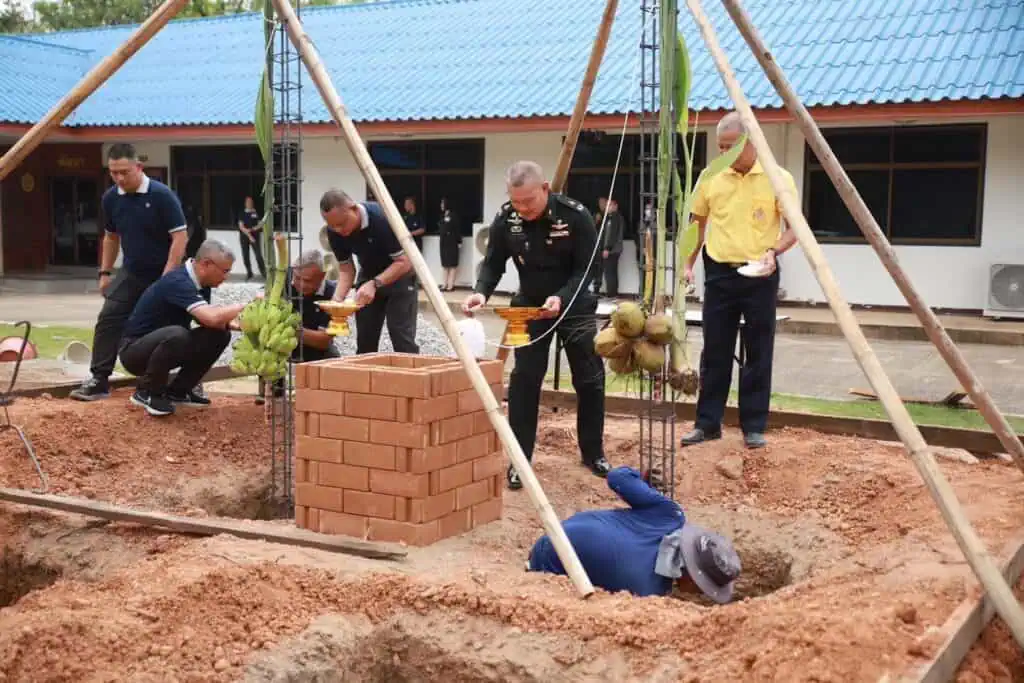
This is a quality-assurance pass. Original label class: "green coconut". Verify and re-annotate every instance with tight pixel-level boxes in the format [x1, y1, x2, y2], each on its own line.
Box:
[643, 313, 673, 345]
[594, 327, 633, 359]
[633, 340, 666, 374]
[607, 353, 635, 375]
[611, 301, 646, 339]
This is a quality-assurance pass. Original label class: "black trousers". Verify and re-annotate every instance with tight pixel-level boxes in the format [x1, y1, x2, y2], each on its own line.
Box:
[120, 326, 231, 393]
[508, 298, 605, 464]
[90, 270, 157, 380]
[695, 250, 779, 434]
[240, 233, 266, 278]
[602, 252, 620, 297]
[355, 276, 419, 354]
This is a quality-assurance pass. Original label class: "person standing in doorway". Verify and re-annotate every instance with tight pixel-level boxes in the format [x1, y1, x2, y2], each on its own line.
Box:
[681, 111, 797, 450]
[438, 197, 461, 291]
[70, 143, 189, 402]
[463, 161, 611, 490]
[237, 195, 266, 281]
[320, 189, 419, 355]
[591, 197, 608, 295]
[600, 198, 625, 298]
[402, 196, 426, 255]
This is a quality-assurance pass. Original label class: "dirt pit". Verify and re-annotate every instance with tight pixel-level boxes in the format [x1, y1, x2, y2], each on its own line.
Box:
[1, 389, 1023, 682]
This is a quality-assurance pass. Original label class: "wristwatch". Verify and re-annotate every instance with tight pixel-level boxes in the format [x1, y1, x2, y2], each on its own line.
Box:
[371, 276, 384, 289]
[98, 270, 112, 278]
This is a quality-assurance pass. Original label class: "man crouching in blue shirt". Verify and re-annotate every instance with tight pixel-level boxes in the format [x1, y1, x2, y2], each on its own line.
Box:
[119, 239, 249, 417]
[528, 466, 742, 602]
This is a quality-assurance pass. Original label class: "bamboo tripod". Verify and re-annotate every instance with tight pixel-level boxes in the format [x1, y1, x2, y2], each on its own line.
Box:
[683, 0, 1024, 646]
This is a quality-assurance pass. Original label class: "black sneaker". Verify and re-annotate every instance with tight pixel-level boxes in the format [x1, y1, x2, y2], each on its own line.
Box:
[584, 456, 612, 478]
[69, 377, 110, 402]
[680, 428, 722, 446]
[130, 390, 174, 417]
[167, 388, 211, 408]
[507, 464, 523, 491]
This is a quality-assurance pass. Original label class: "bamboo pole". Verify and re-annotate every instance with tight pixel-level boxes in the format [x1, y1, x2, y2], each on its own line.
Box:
[496, 0, 619, 364]
[684, 0, 1024, 647]
[720, 0, 1024, 476]
[0, 0, 189, 182]
[270, 0, 595, 598]
[550, 0, 620, 192]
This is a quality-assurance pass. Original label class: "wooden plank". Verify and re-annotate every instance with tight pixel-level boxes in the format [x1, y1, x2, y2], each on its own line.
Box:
[539, 389, 1018, 457]
[0, 487, 407, 561]
[848, 387, 969, 408]
[885, 537, 1024, 683]
[10, 364, 249, 400]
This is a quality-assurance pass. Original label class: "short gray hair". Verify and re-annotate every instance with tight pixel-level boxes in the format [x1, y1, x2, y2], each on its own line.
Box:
[293, 249, 324, 271]
[717, 111, 745, 137]
[320, 189, 355, 213]
[196, 238, 235, 262]
[505, 161, 546, 188]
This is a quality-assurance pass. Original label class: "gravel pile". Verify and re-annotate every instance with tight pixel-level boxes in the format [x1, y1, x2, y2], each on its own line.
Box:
[211, 283, 456, 366]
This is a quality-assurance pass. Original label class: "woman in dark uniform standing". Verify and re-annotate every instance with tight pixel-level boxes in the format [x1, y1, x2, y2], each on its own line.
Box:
[438, 197, 462, 291]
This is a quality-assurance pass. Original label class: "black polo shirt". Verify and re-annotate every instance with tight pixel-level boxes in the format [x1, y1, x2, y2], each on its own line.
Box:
[123, 262, 208, 339]
[403, 211, 424, 252]
[239, 207, 261, 232]
[326, 202, 406, 284]
[285, 274, 337, 330]
[103, 175, 188, 281]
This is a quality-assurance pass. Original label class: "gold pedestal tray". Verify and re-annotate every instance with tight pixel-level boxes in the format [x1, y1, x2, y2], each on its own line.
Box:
[316, 301, 363, 336]
[493, 306, 545, 347]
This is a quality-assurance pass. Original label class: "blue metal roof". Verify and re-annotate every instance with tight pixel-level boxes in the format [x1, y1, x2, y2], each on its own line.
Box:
[1, 0, 1021, 127]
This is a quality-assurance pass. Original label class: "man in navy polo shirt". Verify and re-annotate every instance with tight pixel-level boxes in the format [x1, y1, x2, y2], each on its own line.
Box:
[319, 189, 418, 355]
[71, 143, 189, 402]
[120, 240, 248, 417]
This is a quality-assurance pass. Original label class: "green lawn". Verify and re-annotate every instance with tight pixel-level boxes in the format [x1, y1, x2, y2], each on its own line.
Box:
[0, 323, 93, 360]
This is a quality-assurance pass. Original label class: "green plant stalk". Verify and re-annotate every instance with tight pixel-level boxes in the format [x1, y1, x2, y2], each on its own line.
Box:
[257, 0, 276, 291]
[653, 0, 677, 313]
[669, 32, 695, 382]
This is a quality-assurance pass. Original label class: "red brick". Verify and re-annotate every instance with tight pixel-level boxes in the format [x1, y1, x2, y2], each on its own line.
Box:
[413, 357, 455, 369]
[294, 411, 308, 437]
[370, 470, 428, 498]
[295, 389, 345, 415]
[295, 505, 308, 528]
[297, 436, 343, 463]
[367, 518, 440, 547]
[295, 483, 343, 512]
[295, 459, 309, 483]
[319, 510, 367, 538]
[320, 415, 370, 442]
[371, 368, 431, 398]
[395, 397, 410, 423]
[432, 413, 475, 445]
[408, 393, 459, 424]
[306, 364, 321, 390]
[344, 490, 396, 519]
[409, 444, 457, 474]
[307, 413, 321, 438]
[308, 508, 321, 532]
[456, 433, 493, 463]
[491, 474, 503, 498]
[318, 462, 369, 491]
[394, 447, 410, 472]
[389, 354, 417, 369]
[473, 452, 505, 481]
[394, 496, 410, 522]
[472, 411, 493, 435]
[430, 461, 473, 494]
[472, 497, 503, 527]
[408, 490, 456, 523]
[479, 359, 504, 385]
[370, 420, 428, 448]
[343, 354, 391, 367]
[320, 365, 371, 393]
[455, 480, 490, 510]
[437, 508, 472, 539]
[429, 365, 473, 396]
[344, 441, 396, 470]
[294, 364, 308, 390]
[491, 382, 505, 402]
[345, 393, 398, 420]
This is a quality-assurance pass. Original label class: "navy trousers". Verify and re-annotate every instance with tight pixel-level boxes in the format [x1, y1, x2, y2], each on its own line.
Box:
[695, 250, 779, 435]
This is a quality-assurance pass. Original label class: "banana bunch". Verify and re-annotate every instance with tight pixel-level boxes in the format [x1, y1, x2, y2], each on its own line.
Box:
[230, 236, 299, 380]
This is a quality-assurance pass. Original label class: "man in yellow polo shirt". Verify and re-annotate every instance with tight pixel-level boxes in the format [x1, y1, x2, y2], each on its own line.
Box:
[681, 111, 798, 449]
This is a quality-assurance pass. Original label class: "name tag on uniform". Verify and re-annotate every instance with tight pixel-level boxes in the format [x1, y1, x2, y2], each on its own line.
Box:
[510, 224, 523, 234]
[549, 230, 569, 238]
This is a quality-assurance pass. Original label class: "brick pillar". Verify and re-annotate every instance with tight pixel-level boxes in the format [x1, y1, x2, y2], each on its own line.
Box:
[293, 353, 505, 546]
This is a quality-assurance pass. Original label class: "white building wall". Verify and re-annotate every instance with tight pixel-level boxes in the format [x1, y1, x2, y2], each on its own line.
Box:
[116, 114, 1022, 310]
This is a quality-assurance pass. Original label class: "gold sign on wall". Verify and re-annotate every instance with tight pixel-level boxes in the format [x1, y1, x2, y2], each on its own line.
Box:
[20, 173, 34, 193]
[57, 156, 86, 170]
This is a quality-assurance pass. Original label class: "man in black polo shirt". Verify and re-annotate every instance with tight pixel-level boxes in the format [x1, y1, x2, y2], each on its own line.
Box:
[120, 240, 247, 417]
[71, 143, 189, 402]
[320, 189, 418, 355]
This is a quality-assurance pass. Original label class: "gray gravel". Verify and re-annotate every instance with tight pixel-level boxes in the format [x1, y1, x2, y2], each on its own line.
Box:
[211, 283, 455, 365]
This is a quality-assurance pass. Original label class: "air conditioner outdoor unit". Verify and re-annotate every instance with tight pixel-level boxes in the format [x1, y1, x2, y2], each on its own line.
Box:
[984, 263, 1024, 320]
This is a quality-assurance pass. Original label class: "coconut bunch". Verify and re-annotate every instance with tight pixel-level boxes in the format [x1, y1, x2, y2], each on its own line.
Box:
[594, 302, 674, 376]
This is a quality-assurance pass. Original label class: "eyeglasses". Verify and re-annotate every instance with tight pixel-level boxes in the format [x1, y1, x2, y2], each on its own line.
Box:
[201, 258, 233, 275]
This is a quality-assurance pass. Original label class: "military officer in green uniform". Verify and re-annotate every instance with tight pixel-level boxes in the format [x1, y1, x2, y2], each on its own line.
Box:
[463, 161, 611, 490]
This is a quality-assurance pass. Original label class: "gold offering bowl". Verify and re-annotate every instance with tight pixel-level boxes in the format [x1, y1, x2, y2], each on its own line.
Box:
[316, 300, 363, 336]
[493, 306, 545, 347]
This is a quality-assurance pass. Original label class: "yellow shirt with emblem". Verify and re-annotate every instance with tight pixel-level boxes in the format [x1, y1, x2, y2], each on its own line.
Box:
[691, 160, 797, 264]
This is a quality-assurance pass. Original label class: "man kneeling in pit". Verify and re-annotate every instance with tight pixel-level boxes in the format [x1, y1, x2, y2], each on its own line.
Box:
[527, 466, 742, 602]
[119, 239, 248, 417]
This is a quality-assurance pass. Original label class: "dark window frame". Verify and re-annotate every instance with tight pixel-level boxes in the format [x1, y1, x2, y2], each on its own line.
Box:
[365, 138, 485, 237]
[803, 124, 987, 247]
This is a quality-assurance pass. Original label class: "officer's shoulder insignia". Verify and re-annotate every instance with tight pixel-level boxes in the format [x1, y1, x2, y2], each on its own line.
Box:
[555, 194, 585, 213]
[500, 201, 513, 213]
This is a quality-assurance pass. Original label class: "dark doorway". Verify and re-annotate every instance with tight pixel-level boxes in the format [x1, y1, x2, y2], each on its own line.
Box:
[50, 176, 100, 267]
